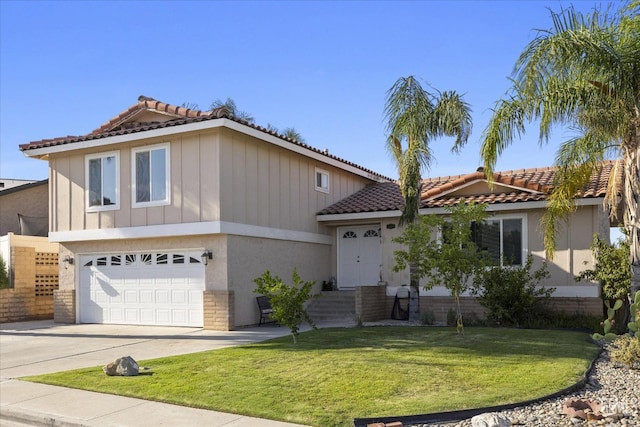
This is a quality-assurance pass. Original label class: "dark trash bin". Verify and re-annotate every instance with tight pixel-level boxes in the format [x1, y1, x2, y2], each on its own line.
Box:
[391, 286, 410, 320]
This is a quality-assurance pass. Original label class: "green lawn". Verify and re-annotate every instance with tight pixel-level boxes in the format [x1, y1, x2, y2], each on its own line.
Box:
[23, 327, 599, 427]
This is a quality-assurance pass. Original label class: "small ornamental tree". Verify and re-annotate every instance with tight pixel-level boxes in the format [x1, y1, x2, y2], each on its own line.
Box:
[254, 269, 318, 344]
[393, 202, 489, 334]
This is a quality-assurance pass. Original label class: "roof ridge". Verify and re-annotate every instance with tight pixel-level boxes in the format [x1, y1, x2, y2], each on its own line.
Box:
[88, 95, 223, 136]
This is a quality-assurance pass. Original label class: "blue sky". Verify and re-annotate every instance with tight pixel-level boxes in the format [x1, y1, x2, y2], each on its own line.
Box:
[0, 0, 613, 182]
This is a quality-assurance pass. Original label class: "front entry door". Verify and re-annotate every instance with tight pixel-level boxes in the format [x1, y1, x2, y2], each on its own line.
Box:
[338, 225, 381, 289]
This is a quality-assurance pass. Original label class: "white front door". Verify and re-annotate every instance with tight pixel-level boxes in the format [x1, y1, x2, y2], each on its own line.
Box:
[338, 225, 381, 289]
[79, 251, 205, 327]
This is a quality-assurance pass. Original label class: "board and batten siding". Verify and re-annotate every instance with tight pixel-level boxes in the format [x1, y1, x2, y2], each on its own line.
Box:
[218, 129, 370, 234]
[48, 127, 371, 235]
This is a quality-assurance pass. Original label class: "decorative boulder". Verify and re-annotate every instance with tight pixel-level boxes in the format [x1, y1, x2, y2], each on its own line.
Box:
[471, 412, 510, 427]
[103, 356, 139, 376]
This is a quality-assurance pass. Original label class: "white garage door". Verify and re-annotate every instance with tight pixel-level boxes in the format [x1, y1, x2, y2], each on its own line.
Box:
[79, 251, 205, 327]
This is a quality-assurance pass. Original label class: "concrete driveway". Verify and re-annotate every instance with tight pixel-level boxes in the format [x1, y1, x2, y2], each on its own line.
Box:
[0, 320, 324, 427]
[0, 320, 295, 380]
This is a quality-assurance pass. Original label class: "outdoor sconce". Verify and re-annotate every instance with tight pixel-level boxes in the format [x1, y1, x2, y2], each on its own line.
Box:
[62, 255, 74, 269]
[201, 250, 213, 266]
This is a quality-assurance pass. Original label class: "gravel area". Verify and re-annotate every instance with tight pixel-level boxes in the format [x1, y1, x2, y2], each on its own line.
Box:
[411, 344, 640, 427]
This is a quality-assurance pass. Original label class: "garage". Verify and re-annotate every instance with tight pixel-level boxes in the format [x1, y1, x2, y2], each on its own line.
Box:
[79, 251, 205, 327]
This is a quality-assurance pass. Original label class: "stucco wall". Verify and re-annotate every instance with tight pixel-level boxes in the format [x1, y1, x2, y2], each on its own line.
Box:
[225, 235, 331, 327]
[378, 204, 603, 297]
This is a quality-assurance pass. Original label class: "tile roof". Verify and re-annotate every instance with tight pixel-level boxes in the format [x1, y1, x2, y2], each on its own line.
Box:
[317, 161, 620, 215]
[19, 96, 391, 181]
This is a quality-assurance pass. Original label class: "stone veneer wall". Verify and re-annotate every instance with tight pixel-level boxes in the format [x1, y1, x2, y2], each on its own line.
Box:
[0, 246, 58, 323]
[204, 290, 235, 331]
[356, 286, 387, 322]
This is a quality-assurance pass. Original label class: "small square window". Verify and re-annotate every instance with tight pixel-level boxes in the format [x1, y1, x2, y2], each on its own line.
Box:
[315, 168, 330, 193]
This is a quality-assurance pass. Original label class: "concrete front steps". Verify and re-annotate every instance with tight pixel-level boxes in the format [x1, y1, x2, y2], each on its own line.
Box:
[306, 290, 356, 323]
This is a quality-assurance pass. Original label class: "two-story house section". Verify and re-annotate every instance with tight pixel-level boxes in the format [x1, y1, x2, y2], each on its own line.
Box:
[20, 96, 390, 330]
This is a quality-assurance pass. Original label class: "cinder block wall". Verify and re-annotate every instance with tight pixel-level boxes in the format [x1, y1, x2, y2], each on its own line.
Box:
[53, 289, 75, 323]
[356, 286, 387, 322]
[0, 246, 58, 323]
[204, 290, 235, 330]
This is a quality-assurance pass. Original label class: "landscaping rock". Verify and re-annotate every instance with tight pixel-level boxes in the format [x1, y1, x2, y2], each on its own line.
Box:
[103, 356, 139, 376]
[470, 413, 510, 427]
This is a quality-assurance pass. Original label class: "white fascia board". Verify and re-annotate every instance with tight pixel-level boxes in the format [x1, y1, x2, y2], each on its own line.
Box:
[24, 119, 386, 183]
[317, 210, 401, 222]
[316, 197, 603, 222]
[49, 221, 332, 245]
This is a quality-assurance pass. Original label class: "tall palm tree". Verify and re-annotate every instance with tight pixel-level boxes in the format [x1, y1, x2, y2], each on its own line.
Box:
[480, 2, 640, 295]
[385, 76, 472, 224]
[384, 76, 472, 320]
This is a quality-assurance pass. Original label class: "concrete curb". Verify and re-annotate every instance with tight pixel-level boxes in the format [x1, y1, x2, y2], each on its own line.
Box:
[1, 406, 87, 427]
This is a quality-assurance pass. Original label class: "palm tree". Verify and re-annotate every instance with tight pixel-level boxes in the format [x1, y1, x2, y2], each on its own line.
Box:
[480, 2, 640, 296]
[384, 76, 472, 320]
[210, 98, 255, 123]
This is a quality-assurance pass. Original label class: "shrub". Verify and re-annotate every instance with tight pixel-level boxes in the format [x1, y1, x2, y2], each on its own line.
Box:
[472, 255, 554, 328]
[254, 269, 318, 344]
[0, 255, 9, 289]
[609, 335, 640, 369]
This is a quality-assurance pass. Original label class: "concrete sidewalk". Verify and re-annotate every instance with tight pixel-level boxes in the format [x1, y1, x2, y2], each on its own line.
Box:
[0, 320, 354, 426]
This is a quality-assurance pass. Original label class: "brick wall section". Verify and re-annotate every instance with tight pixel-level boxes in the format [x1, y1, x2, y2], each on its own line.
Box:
[0, 247, 57, 323]
[356, 286, 387, 322]
[53, 289, 76, 323]
[204, 290, 235, 330]
[549, 297, 602, 317]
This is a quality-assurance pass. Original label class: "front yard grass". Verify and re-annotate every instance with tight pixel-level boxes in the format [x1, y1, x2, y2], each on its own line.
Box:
[23, 327, 599, 427]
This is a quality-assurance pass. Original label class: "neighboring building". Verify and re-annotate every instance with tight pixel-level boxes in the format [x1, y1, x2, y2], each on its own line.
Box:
[0, 179, 49, 236]
[19, 96, 614, 329]
[0, 178, 37, 191]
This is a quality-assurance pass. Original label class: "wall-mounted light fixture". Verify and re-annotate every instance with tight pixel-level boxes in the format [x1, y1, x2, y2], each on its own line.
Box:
[62, 255, 74, 269]
[201, 250, 213, 266]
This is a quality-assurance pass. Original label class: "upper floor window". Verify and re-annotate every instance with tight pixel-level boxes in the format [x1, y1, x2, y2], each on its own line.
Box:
[132, 143, 170, 208]
[86, 151, 119, 211]
[315, 168, 330, 193]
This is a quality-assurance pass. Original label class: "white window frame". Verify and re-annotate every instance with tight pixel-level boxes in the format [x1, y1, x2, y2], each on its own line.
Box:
[315, 167, 330, 193]
[131, 143, 171, 208]
[85, 151, 120, 212]
[438, 213, 528, 267]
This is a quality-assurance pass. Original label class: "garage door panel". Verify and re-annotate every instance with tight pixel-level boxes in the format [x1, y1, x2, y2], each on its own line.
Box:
[172, 290, 187, 304]
[140, 290, 154, 303]
[156, 309, 170, 324]
[140, 309, 154, 323]
[156, 290, 170, 303]
[124, 290, 138, 303]
[79, 251, 205, 327]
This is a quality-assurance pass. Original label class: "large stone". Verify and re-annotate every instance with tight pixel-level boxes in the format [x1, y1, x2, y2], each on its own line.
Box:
[471, 412, 510, 427]
[103, 356, 139, 376]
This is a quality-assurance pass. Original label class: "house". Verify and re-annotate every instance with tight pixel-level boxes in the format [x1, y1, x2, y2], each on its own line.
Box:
[0, 179, 49, 236]
[317, 164, 618, 323]
[19, 96, 612, 329]
[19, 96, 389, 329]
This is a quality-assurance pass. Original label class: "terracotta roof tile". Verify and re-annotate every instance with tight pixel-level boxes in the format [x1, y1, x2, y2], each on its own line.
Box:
[19, 96, 391, 181]
[318, 161, 620, 215]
